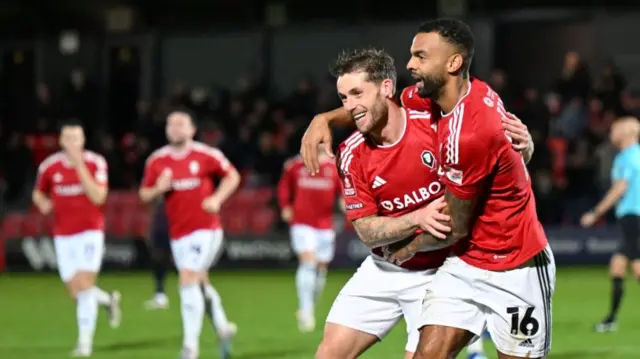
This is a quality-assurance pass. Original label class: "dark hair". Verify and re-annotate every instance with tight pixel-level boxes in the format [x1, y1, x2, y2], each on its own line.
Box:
[417, 18, 475, 78]
[58, 118, 84, 131]
[167, 106, 198, 126]
[330, 47, 397, 86]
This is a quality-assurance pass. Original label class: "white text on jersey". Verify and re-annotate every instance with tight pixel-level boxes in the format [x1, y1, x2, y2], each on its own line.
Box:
[172, 178, 202, 191]
[380, 182, 442, 211]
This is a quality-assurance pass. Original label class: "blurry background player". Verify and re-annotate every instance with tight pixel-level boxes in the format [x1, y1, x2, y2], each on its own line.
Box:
[139, 109, 240, 359]
[144, 198, 172, 310]
[32, 119, 121, 357]
[277, 149, 343, 332]
[581, 116, 640, 332]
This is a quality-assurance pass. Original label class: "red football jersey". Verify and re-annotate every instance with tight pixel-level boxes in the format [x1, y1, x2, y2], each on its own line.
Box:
[35, 151, 108, 236]
[277, 156, 341, 229]
[402, 79, 547, 271]
[141, 142, 236, 239]
[338, 108, 451, 270]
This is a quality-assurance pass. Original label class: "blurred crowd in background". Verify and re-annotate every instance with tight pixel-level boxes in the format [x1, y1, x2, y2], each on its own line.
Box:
[0, 41, 639, 227]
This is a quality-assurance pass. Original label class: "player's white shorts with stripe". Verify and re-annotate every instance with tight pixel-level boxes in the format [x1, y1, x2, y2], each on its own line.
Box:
[54, 230, 105, 282]
[421, 246, 556, 358]
[326, 255, 436, 352]
[171, 229, 224, 272]
[290, 224, 335, 263]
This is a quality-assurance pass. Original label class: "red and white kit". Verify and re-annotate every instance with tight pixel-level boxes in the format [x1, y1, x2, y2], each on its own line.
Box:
[142, 142, 235, 272]
[35, 151, 108, 281]
[403, 79, 555, 357]
[277, 156, 341, 262]
[327, 108, 451, 352]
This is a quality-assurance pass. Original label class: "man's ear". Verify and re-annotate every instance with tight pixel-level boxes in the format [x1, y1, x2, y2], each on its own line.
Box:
[381, 79, 394, 98]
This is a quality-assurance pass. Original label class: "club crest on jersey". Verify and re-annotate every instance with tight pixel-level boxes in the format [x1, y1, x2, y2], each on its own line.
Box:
[53, 172, 63, 183]
[189, 161, 199, 175]
[421, 150, 436, 168]
[342, 173, 357, 197]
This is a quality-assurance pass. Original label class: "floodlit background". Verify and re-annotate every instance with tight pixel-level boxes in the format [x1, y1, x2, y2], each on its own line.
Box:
[0, 1, 639, 358]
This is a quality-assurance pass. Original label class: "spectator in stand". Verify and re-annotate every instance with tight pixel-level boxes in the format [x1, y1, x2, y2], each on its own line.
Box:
[593, 60, 626, 112]
[556, 51, 591, 103]
[2, 132, 33, 204]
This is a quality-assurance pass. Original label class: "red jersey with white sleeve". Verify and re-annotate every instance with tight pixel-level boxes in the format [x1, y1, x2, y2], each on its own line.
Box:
[141, 142, 236, 240]
[35, 151, 108, 236]
[402, 78, 547, 271]
[337, 108, 450, 271]
[277, 156, 341, 229]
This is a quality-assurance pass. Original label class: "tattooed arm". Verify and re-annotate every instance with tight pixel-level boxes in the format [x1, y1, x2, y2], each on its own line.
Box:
[352, 213, 420, 248]
[352, 196, 451, 248]
[386, 190, 476, 263]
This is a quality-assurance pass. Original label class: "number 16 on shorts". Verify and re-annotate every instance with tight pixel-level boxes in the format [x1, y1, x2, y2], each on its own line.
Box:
[507, 306, 539, 336]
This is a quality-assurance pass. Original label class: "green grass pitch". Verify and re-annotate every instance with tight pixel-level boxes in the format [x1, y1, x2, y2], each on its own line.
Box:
[0, 267, 638, 358]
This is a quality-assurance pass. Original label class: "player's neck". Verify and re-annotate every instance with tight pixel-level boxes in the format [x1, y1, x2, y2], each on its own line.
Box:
[169, 140, 192, 153]
[370, 101, 405, 146]
[619, 138, 638, 150]
[437, 77, 470, 115]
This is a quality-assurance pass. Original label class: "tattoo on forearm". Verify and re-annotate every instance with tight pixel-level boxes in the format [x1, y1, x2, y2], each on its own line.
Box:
[444, 190, 476, 240]
[396, 189, 476, 253]
[353, 215, 418, 247]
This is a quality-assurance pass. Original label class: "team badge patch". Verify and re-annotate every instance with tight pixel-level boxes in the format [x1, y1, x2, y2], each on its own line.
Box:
[342, 173, 357, 197]
[421, 150, 435, 168]
[189, 161, 199, 175]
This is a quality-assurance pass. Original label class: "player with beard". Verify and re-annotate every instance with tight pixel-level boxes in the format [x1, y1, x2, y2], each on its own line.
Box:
[301, 73, 530, 359]
[300, 20, 551, 359]
[140, 109, 240, 359]
[313, 47, 535, 359]
[390, 19, 553, 359]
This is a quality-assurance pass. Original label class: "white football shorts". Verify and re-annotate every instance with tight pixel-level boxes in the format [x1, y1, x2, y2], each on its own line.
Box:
[326, 254, 436, 352]
[54, 230, 105, 282]
[290, 224, 336, 263]
[171, 229, 224, 272]
[421, 246, 556, 358]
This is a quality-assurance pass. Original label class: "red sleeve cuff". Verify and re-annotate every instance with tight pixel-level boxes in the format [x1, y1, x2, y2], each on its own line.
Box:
[444, 183, 479, 200]
[345, 207, 378, 221]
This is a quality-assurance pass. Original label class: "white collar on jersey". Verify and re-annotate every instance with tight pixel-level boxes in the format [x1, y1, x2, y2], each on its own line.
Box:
[168, 142, 193, 159]
[441, 80, 472, 117]
[376, 108, 407, 149]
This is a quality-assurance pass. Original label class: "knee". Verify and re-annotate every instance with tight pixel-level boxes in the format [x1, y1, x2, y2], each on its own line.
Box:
[179, 269, 201, 286]
[315, 340, 354, 359]
[72, 272, 96, 291]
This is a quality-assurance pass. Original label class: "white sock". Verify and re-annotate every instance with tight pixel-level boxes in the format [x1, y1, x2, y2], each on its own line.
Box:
[467, 336, 485, 354]
[203, 284, 230, 331]
[296, 262, 316, 316]
[76, 289, 98, 348]
[315, 268, 327, 301]
[179, 284, 204, 352]
[93, 287, 111, 306]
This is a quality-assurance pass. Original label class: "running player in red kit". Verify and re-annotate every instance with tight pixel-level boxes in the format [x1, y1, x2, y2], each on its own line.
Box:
[139, 109, 241, 359]
[386, 19, 554, 359]
[277, 151, 343, 332]
[314, 47, 483, 359]
[32, 119, 121, 357]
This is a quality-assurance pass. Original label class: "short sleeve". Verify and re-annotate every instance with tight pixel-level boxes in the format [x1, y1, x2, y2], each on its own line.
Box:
[340, 157, 378, 221]
[611, 156, 633, 182]
[93, 156, 108, 185]
[35, 164, 52, 194]
[442, 131, 500, 199]
[400, 85, 433, 112]
[204, 147, 235, 177]
[142, 158, 160, 188]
